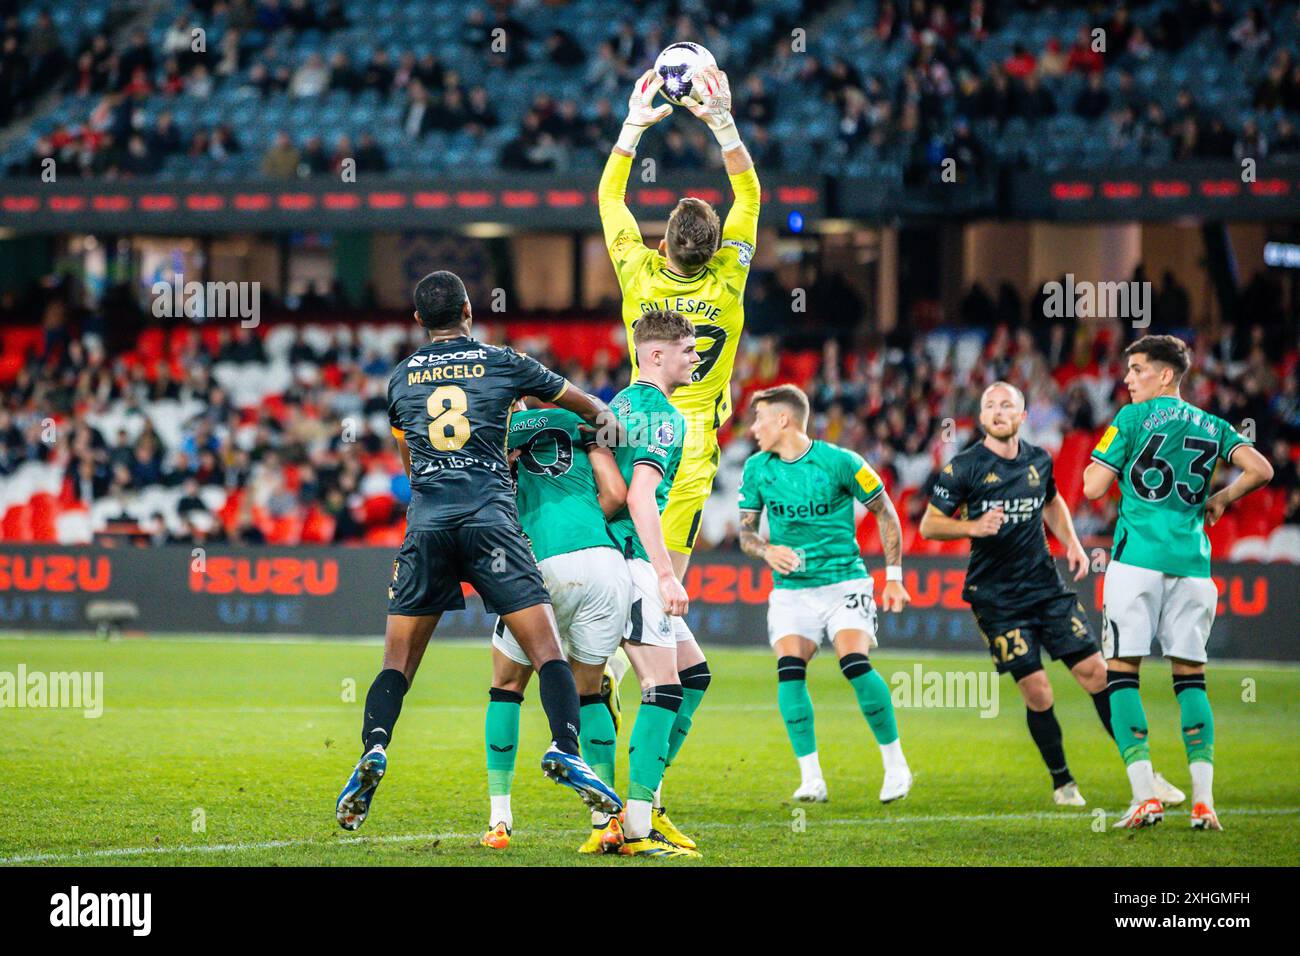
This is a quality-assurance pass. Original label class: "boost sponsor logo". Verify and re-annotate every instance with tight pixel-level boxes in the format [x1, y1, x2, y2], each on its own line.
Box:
[190, 557, 339, 595]
[0, 554, 111, 592]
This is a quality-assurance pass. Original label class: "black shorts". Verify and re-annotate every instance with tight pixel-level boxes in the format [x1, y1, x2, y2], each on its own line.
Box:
[971, 592, 1099, 678]
[386, 523, 550, 617]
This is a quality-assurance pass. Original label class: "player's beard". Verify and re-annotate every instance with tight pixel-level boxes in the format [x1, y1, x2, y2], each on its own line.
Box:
[984, 420, 1018, 440]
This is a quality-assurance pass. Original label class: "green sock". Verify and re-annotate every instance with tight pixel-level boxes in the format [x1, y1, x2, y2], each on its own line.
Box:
[1107, 673, 1151, 765]
[485, 690, 522, 796]
[840, 654, 898, 745]
[1174, 675, 1215, 765]
[579, 697, 617, 789]
[777, 656, 817, 758]
[665, 663, 710, 767]
[627, 685, 682, 803]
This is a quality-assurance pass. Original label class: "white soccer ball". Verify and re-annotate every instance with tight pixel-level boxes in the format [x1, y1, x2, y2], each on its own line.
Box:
[653, 41, 717, 106]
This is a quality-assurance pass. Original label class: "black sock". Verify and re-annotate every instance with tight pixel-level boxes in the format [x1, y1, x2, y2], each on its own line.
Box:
[537, 659, 581, 755]
[362, 668, 409, 753]
[1025, 705, 1073, 789]
[1091, 685, 1115, 740]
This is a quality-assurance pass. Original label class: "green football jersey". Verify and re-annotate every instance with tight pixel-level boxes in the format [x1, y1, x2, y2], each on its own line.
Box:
[606, 381, 686, 561]
[738, 439, 885, 589]
[1090, 396, 1250, 578]
[507, 408, 615, 562]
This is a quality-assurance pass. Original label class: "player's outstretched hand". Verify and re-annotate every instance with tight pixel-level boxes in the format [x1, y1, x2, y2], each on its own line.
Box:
[968, 506, 1006, 538]
[679, 66, 733, 130]
[1204, 491, 1229, 526]
[763, 543, 802, 575]
[1066, 541, 1089, 581]
[658, 570, 689, 617]
[880, 579, 911, 613]
[626, 69, 673, 128]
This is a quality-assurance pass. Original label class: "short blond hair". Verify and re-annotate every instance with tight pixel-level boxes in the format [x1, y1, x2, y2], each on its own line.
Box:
[633, 309, 695, 347]
[981, 380, 1025, 408]
[751, 383, 810, 429]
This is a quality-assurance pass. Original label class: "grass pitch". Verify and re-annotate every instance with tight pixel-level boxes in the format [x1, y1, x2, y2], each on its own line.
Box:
[1, 635, 1296, 867]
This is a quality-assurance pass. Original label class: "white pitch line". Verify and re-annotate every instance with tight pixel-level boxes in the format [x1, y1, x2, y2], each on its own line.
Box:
[4, 807, 1297, 866]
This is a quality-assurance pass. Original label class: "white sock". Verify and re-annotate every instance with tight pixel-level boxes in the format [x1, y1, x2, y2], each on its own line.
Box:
[1127, 759, 1156, 802]
[625, 799, 652, 839]
[1190, 761, 1214, 807]
[652, 782, 663, 809]
[489, 794, 512, 830]
[797, 752, 823, 783]
[879, 739, 907, 773]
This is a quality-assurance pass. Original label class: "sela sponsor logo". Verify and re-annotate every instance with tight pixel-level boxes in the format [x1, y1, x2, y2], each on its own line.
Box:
[189, 557, 339, 595]
[0, 665, 102, 717]
[50, 886, 151, 936]
[768, 499, 835, 519]
[0, 555, 111, 592]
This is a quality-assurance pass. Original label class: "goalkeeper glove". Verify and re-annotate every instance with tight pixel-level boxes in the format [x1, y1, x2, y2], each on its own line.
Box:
[680, 67, 741, 151]
[617, 69, 673, 153]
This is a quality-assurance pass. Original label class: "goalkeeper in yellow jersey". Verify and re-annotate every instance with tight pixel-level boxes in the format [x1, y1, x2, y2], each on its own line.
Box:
[600, 66, 759, 566]
[592, 65, 759, 853]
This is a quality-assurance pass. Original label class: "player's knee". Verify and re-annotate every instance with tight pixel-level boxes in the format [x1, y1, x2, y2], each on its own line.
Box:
[1018, 673, 1053, 711]
[679, 661, 711, 693]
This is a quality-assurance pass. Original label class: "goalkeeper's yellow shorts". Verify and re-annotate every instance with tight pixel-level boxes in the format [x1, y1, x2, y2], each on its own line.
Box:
[662, 431, 721, 555]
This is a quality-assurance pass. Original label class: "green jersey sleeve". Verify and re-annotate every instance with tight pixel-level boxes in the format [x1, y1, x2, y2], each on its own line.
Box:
[631, 413, 679, 475]
[838, 447, 885, 505]
[738, 454, 764, 512]
[1215, 414, 1251, 463]
[1090, 403, 1136, 473]
[928, 456, 968, 516]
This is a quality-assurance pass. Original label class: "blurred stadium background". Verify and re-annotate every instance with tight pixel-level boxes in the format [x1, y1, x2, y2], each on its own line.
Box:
[0, 0, 1298, 654]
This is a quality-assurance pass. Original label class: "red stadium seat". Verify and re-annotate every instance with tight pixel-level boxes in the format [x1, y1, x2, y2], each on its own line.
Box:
[360, 495, 396, 526]
[1, 504, 33, 542]
[1206, 512, 1240, 557]
[301, 508, 337, 544]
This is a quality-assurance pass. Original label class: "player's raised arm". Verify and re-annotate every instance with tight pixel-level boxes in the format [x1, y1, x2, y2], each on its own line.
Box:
[550, 382, 624, 448]
[681, 67, 760, 255]
[598, 69, 672, 278]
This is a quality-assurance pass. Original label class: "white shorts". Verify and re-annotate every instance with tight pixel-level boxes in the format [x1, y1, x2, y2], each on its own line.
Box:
[625, 557, 695, 649]
[493, 547, 631, 666]
[1102, 559, 1217, 664]
[767, 577, 878, 651]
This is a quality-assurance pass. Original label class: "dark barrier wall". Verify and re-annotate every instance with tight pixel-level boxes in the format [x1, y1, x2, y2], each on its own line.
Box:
[0, 546, 1295, 661]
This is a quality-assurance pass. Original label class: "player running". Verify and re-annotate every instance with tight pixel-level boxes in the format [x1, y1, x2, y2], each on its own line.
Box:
[595, 66, 759, 817]
[738, 385, 914, 804]
[479, 402, 632, 852]
[1083, 335, 1273, 831]
[335, 270, 623, 831]
[606, 310, 701, 858]
[920, 381, 1181, 807]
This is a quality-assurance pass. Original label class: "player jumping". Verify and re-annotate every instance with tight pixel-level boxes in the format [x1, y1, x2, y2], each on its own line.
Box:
[920, 381, 1182, 807]
[595, 65, 761, 834]
[738, 385, 914, 804]
[1083, 335, 1273, 830]
[479, 401, 632, 852]
[607, 310, 700, 858]
[335, 270, 623, 831]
